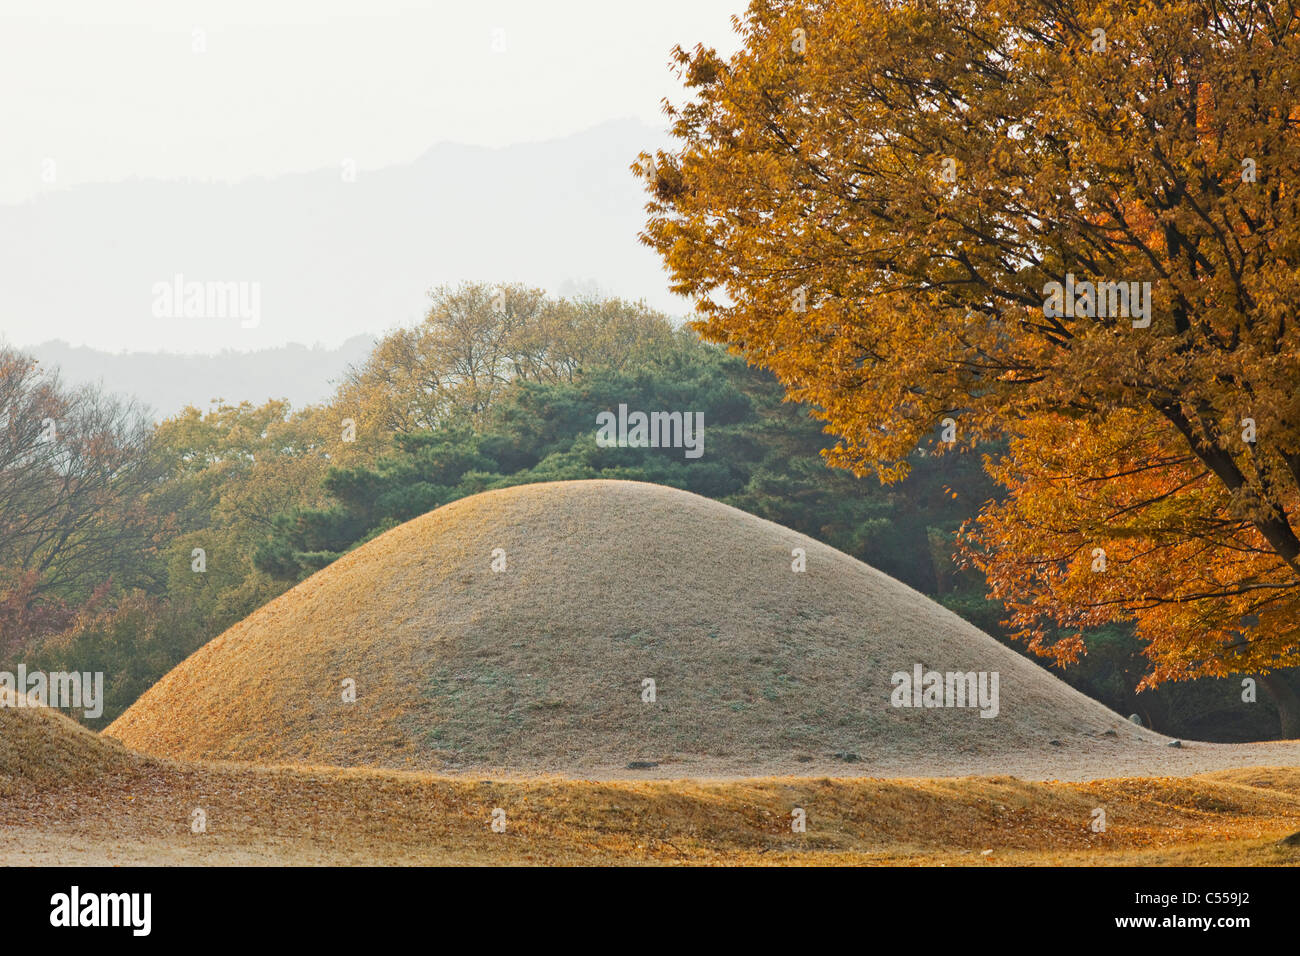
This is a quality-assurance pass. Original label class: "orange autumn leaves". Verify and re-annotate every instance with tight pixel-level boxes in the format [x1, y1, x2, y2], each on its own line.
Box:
[965, 408, 1300, 684]
[640, 0, 1300, 683]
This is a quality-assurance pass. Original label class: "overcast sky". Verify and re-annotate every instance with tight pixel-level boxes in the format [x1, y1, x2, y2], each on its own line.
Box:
[1, 0, 743, 204]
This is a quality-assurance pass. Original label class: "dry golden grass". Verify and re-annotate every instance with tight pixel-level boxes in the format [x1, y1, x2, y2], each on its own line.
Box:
[5, 706, 1300, 865]
[105, 480, 1300, 779]
[0, 690, 133, 795]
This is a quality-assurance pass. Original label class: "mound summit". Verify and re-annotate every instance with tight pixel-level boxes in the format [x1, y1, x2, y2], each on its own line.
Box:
[109, 479, 1166, 777]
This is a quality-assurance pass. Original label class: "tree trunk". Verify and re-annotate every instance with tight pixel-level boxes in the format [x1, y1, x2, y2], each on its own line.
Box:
[1259, 672, 1300, 739]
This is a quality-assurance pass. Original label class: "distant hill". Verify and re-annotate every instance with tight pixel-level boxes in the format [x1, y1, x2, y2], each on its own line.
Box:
[0, 119, 678, 355]
[27, 336, 375, 419]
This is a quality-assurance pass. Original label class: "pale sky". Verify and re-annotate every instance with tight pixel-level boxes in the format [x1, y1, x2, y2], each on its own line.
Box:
[0, 0, 744, 204]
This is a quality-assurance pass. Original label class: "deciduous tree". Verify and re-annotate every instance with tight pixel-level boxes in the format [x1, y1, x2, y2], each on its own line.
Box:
[0, 347, 158, 654]
[640, 0, 1300, 729]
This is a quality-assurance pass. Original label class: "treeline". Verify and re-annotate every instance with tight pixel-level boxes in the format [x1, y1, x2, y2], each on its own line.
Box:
[1, 282, 1294, 737]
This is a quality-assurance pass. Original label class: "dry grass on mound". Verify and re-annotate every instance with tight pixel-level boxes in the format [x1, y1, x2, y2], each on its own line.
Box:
[109, 479, 1207, 778]
[0, 696, 137, 796]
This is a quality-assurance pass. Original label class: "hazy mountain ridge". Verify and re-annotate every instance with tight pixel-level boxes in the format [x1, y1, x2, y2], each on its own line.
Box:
[1, 118, 677, 355]
[25, 336, 377, 419]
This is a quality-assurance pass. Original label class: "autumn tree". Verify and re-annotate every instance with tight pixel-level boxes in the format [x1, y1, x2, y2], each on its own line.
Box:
[147, 398, 341, 631]
[0, 347, 160, 656]
[333, 282, 677, 442]
[641, 0, 1300, 730]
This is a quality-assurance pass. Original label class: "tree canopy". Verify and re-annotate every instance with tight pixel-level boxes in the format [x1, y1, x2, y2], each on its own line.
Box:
[640, 0, 1300, 698]
[256, 335, 989, 593]
[334, 282, 677, 442]
[0, 347, 160, 655]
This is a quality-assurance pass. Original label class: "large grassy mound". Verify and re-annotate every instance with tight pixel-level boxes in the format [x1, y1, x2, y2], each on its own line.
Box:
[108, 479, 1170, 776]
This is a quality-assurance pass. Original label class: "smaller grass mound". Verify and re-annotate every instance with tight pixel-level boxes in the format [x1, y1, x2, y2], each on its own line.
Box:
[3, 755, 1300, 865]
[0, 692, 134, 794]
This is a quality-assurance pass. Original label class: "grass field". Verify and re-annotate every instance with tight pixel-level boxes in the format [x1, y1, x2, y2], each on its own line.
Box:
[6, 687, 1300, 865]
[5, 750, 1300, 865]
